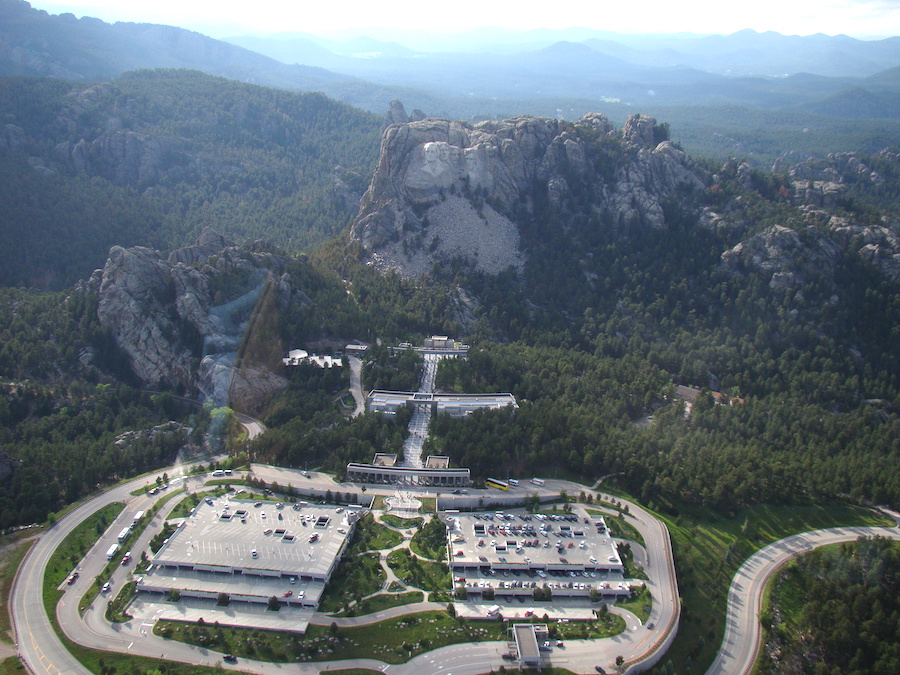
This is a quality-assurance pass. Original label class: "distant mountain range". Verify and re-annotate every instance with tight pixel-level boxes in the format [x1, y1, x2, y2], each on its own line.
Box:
[2, 0, 900, 161]
[222, 28, 900, 115]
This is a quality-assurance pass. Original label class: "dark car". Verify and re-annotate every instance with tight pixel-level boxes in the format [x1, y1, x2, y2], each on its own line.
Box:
[501, 652, 516, 660]
[223, 654, 237, 663]
[594, 667, 606, 674]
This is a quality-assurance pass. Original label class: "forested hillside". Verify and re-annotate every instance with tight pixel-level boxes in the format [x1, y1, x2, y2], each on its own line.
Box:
[407, 144, 900, 510]
[250, 140, 900, 510]
[1, 66, 899, 530]
[0, 70, 382, 288]
[761, 536, 900, 674]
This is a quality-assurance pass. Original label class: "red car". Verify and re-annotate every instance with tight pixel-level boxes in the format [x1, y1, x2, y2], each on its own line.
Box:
[282, 591, 293, 598]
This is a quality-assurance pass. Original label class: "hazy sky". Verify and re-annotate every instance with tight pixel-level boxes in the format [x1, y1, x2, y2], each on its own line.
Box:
[29, 0, 900, 39]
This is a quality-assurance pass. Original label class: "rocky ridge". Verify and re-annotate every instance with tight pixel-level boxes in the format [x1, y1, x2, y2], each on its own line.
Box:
[88, 229, 307, 412]
[718, 151, 900, 285]
[350, 111, 709, 276]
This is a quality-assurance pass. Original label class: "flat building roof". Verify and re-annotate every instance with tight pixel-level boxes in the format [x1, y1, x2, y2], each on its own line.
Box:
[153, 498, 355, 580]
[447, 512, 623, 572]
[513, 624, 543, 663]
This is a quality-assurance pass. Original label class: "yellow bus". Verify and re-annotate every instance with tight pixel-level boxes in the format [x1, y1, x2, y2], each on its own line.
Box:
[486, 477, 509, 491]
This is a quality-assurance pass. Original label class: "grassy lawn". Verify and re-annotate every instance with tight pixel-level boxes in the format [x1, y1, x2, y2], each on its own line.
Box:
[45, 503, 125, 602]
[380, 514, 423, 529]
[338, 591, 424, 617]
[42, 501, 238, 674]
[409, 517, 447, 561]
[106, 580, 137, 622]
[616, 542, 649, 580]
[637, 498, 892, 673]
[615, 584, 653, 624]
[149, 521, 179, 554]
[585, 508, 646, 547]
[168, 487, 233, 519]
[353, 514, 403, 552]
[386, 549, 451, 592]
[548, 613, 626, 640]
[79, 489, 186, 614]
[157, 611, 507, 664]
[318, 552, 385, 613]
[0, 657, 26, 675]
[168, 491, 206, 519]
[0, 529, 40, 644]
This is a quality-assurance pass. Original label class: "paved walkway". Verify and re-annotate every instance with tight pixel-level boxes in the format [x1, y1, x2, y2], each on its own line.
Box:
[400, 354, 440, 468]
[347, 356, 366, 418]
[316, 511, 444, 624]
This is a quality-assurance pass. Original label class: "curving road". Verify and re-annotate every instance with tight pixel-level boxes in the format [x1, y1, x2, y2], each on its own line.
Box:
[13, 465, 680, 675]
[707, 516, 900, 675]
[234, 412, 266, 441]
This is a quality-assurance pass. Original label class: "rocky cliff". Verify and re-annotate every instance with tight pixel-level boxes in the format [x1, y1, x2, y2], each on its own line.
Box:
[89, 229, 307, 412]
[716, 152, 900, 286]
[350, 112, 709, 276]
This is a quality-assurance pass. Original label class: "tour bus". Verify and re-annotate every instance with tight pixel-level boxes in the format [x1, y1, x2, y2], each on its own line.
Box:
[530, 478, 545, 486]
[117, 527, 130, 543]
[105, 544, 119, 560]
[486, 478, 509, 491]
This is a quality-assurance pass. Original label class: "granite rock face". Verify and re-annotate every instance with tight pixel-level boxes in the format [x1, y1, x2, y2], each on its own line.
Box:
[720, 224, 843, 289]
[0, 449, 19, 483]
[350, 112, 709, 276]
[95, 230, 298, 410]
[776, 151, 900, 281]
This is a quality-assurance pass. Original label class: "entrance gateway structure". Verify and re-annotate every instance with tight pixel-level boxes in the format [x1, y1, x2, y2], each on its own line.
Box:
[347, 336, 516, 485]
[346, 453, 470, 486]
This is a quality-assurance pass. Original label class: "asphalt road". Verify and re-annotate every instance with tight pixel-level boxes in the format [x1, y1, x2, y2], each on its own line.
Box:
[11, 465, 675, 675]
[234, 413, 266, 441]
[706, 516, 900, 675]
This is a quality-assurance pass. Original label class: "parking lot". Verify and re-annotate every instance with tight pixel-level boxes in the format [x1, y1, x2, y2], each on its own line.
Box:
[448, 509, 631, 602]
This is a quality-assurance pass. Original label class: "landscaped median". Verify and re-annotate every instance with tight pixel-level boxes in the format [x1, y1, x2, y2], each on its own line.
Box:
[77, 487, 184, 613]
[40, 489, 243, 675]
[155, 611, 508, 664]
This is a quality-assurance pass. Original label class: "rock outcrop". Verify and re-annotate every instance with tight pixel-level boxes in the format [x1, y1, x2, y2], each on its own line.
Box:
[350, 112, 709, 276]
[0, 449, 19, 483]
[774, 151, 900, 281]
[94, 229, 302, 410]
[720, 224, 843, 290]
